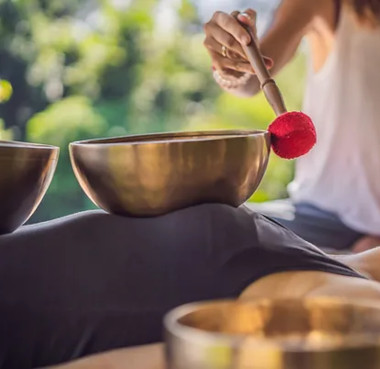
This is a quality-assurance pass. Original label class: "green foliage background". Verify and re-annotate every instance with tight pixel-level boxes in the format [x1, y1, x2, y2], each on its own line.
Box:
[0, 0, 306, 222]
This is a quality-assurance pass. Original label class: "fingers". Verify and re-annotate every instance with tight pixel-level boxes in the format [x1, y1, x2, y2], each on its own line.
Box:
[203, 9, 274, 76]
[263, 56, 274, 70]
[231, 10, 240, 18]
[205, 11, 251, 45]
[237, 9, 274, 70]
[237, 9, 257, 40]
[230, 10, 245, 54]
[203, 24, 246, 59]
[203, 10, 253, 75]
[203, 36, 244, 60]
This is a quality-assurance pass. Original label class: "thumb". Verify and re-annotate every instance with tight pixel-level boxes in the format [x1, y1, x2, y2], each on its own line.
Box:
[237, 11, 257, 41]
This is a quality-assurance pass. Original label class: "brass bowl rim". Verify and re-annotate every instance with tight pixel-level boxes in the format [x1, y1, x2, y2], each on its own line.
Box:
[164, 298, 380, 352]
[0, 156, 59, 161]
[0, 140, 59, 160]
[69, 129, 269, 147]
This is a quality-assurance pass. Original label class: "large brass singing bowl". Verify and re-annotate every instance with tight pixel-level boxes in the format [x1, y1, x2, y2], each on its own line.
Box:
[0, 141, 59, 235]
[69, 130, 270, 216]
[165, 298, 380, 369]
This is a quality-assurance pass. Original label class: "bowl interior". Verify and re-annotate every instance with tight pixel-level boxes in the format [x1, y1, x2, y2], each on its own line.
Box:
[167, 299, 380, 350]
[0, 140, 59, 160]
[71, 130, 268, 146]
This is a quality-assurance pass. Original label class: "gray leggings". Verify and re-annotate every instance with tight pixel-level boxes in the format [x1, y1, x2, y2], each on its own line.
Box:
[248, 200, 363, 251]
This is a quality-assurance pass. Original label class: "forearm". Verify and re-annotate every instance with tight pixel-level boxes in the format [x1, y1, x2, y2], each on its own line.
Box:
[240, 270, 380, 303]
[335, 248, 380, 283]
[258, 5, 310, 76]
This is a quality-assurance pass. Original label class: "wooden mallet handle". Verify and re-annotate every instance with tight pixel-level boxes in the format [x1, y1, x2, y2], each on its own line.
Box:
[239, 17, 287, 116]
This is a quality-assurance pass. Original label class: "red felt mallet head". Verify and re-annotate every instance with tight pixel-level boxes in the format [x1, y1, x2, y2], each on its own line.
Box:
[268, 111, 317, 160]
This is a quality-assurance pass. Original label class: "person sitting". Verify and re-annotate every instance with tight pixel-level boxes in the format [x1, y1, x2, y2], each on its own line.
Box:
[203, 0, 380, 251]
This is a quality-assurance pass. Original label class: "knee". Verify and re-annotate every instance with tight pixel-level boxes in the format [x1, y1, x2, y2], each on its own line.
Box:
[183, 203, 247, 223]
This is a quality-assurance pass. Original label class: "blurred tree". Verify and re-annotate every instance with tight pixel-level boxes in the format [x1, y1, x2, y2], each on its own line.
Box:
[0, 0, 306, 222]
[27, 96, 106, 219]
[0, 79, 13, 139]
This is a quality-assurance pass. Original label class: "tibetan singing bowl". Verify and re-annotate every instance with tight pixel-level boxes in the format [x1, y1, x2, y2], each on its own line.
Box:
[165, 298, 380, 369]
[69, 130, 270, 216]
[0, 141, 59, 235]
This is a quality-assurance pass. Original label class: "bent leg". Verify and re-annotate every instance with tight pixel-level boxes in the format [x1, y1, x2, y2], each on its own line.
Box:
[248, 200, 363, 251]
[0, 204, 260, 368]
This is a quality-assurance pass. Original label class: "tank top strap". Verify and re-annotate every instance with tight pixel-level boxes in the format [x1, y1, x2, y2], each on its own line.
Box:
[336, 5, 356, 39]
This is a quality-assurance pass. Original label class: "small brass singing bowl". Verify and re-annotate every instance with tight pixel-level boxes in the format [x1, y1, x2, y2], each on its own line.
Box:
[69, 130, 270, 216]
[165, 298, 380, 369]
[0, 141, 59, 235]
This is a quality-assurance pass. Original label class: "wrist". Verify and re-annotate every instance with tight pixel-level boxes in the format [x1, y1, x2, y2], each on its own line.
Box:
[212, 69, 251, 89]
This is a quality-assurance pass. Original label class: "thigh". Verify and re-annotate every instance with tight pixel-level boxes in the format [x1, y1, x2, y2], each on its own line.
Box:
[247, 200, 363, 250]
[0, 204, 259, 367]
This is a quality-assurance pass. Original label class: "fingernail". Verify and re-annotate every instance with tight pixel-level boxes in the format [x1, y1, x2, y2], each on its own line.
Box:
[264, 57, 273, 67]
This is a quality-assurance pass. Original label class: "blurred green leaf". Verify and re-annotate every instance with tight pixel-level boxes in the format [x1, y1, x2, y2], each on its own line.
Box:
[27, 95, 107, 146]
[0, 119, 13, 140]
[0, 79, 13, 103]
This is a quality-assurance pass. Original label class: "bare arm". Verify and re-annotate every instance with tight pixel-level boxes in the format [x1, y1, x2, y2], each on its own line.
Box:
[48, 343, 165, 369]
[335, 247, 380, 283]
[204, 0, 324, 97]
[240, 270, 380, 303]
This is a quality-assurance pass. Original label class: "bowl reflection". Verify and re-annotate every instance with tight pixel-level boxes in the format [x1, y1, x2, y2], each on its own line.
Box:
[69, 130, 271, 217]
[0, 141, 59, 234]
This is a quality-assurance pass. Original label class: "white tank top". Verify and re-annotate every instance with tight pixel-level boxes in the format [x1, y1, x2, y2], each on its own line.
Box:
[288, 8, 380, 235]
